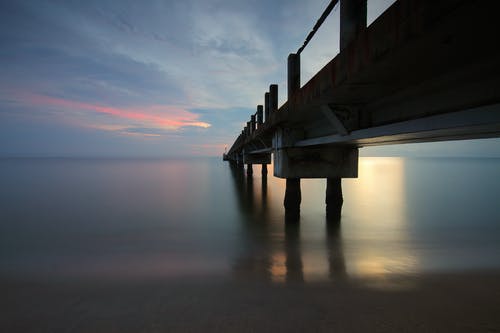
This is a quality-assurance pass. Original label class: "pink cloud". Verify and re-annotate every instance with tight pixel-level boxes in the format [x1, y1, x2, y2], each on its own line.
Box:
[25, 93, 210, 130]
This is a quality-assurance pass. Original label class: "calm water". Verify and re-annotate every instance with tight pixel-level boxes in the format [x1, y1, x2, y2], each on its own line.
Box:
[1, 157, 500, 283]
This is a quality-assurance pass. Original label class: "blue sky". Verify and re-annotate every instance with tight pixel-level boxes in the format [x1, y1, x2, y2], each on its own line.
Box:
[0, 0, 498, 157]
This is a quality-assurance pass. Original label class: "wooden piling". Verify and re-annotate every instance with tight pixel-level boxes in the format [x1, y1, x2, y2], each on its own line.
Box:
[284, 53, 301, 221]
[257, 105, 263, 128]
[287, 53, 300, 98]
[269, 84, 278, 115]
[340, 0, 366, 51]
[264, 92, 270, 122]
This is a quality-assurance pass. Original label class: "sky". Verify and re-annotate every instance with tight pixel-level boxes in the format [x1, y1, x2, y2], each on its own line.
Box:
[0, 0, 498, 158]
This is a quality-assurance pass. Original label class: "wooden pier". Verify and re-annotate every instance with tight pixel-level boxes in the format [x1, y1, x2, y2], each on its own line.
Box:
[224, 0, 500, 220]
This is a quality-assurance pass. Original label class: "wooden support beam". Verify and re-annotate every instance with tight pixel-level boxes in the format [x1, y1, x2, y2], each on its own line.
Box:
[265, 92, 270, 122]
[269, 84, 278, 115]
[257, 105, 263, 127]
[340, 0, 366, 51]
[288, 53, 300, 99]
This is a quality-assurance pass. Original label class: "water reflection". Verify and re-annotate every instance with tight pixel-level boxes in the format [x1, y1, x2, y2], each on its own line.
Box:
[229, 163, 346, 284]
[261, 174, 268, 211]
[229, 162, 251, 216]
[246, 171, 254, 210]
[284, 223, 304, 282]
[230, 162, 273, 281]
[343, 157, 418, 283]
[229, 158, 421, 287]
[326, 222, 347, 281]
[2, 157, 499, 284]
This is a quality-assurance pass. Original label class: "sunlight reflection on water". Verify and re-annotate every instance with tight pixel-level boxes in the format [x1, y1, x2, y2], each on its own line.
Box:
[342, 158, 418, 279]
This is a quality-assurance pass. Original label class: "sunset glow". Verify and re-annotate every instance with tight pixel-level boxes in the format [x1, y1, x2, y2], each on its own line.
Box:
[26, 94, 211, 131]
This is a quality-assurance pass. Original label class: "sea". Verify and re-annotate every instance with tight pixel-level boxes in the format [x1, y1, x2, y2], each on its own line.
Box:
[1, 156, 500, 284]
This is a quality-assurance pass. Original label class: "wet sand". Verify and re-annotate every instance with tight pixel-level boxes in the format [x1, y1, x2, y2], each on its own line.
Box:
[2, 271, 500, 332]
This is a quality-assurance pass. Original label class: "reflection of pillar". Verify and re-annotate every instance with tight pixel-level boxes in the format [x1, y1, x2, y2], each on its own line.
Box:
[246, 164, 253, 176]
[261, 163, 268, 175]
[326, 222, 346, 281]
[285, 222, 304, 283]
[229, 161, 250, 215]
[326, 178, 343, 221]
[231, 162, 272, 282]
[246, 171, 254, 209]
[261, 174, 268, 207]
[259, 172, 270, 224]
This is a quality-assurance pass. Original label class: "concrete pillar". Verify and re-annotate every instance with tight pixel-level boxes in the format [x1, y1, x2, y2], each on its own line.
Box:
[264, 92, 270, 122]
[284, 178, 301, 221]
[250, 115, 256, 133]
[269, 84, 278, 115]
[326, 177, 343, 221]
[340, 0, 366, 51]
[256, 105, 263, 128]
[246, 163, 253, 176]
[262, 163, 268, 175]
[284, 53, 301, 221]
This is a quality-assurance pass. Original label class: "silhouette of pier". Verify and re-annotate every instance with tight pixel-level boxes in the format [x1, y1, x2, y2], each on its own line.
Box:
[224, 0, 500, 220]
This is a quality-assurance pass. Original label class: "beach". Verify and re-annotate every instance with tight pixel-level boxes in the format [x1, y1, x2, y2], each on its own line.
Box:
[3, 271, 500, 332]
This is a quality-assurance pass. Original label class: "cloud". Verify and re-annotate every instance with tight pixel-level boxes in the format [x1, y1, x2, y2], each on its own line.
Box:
[22, 93, 210, 131]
